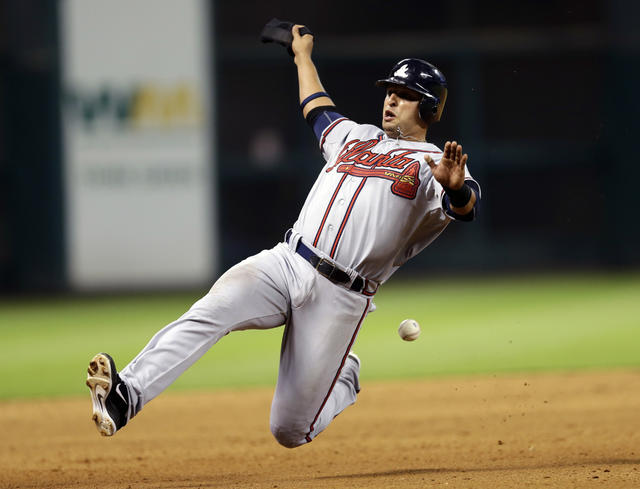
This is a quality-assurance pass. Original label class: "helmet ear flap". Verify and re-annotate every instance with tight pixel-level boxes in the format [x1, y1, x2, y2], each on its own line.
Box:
[418, 93, 439, 122]
[419, 87, 448, 123]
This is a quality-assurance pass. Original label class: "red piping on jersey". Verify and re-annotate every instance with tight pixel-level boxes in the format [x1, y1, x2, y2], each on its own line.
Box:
[330, 177, 367, 258]
[319, 117, 348, 154]
[305, 298, 370, 443]
[313, 174, 348, 247]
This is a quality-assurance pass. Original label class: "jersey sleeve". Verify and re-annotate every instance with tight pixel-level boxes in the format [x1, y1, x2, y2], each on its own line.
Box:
[308, 109, 358, 162]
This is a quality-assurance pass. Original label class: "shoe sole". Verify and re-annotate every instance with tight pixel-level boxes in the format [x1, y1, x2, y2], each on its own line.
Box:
[86, 353, 117, 436]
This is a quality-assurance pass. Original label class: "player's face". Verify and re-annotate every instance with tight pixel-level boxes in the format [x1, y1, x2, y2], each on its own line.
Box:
[382, 85, 426, 140]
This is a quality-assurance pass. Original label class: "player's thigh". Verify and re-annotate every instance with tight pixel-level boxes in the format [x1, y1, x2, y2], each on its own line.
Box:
[271, 280, 370, 423]
[189, 248, 291, 331]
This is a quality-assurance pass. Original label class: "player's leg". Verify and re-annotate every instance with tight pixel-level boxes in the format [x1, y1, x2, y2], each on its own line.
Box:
[269, 269, 371, 448]
[88, 245, 292, 435]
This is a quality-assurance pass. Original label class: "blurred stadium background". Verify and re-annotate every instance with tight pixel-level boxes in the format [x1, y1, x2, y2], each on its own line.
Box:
[1, 0, 639, 399]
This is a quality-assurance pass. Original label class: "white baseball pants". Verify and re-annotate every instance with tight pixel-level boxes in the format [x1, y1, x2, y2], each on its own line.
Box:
[119, 236, 370, 447]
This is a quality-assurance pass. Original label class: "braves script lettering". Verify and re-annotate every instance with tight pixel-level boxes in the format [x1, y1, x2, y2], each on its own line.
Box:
[327, 138, 422, 199]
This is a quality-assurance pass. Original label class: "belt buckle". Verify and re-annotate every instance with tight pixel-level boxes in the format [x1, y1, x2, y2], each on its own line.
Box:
[315, 258, 341, 283]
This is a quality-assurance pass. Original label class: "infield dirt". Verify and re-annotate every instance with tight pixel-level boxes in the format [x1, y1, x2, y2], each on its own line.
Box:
[1, 370, 639, 489]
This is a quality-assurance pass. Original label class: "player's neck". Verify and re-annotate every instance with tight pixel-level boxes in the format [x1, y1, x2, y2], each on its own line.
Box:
[387, 125, 427, 142]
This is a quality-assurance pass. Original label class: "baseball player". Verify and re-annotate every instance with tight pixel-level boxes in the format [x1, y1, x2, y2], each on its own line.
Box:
[86, 24, 480, 448]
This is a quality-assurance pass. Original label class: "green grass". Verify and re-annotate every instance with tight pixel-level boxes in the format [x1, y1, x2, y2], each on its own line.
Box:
[1, 272, 639, 400]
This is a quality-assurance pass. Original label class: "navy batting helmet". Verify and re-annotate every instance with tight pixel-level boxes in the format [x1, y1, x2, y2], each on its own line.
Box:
[376, 58, 448, 123]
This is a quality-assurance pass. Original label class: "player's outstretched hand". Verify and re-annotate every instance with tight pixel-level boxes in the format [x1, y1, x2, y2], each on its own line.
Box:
[425, 141, 468, 190]
[291, 25, 314, 60]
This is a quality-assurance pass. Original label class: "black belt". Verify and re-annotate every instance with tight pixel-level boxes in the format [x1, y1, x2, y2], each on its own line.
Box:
[286, 229, 366, 293]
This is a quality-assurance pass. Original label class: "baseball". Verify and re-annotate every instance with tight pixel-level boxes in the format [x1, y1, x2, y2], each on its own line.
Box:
[398, 319, 421, 341]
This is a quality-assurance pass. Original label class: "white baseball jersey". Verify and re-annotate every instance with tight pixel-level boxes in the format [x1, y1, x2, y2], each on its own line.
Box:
[294, 115, 480, 285]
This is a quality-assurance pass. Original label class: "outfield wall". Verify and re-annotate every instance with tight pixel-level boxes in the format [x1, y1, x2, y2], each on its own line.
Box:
[1, 1, 639, 292]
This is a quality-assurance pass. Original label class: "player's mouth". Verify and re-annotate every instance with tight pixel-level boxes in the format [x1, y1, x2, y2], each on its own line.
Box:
[383, 109, 396, 122]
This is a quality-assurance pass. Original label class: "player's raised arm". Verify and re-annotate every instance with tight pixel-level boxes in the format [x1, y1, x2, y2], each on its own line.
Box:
[291, 25, 335, 118]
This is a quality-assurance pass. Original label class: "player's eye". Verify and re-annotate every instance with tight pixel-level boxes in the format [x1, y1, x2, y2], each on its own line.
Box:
[399, 91, 420, 101]
[388, 88, 419, 101]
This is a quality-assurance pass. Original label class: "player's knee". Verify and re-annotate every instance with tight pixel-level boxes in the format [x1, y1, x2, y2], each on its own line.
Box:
[270, 422, 307, 449]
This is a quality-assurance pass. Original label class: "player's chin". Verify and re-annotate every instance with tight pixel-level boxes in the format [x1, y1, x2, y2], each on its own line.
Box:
[381, 120, 396, 133]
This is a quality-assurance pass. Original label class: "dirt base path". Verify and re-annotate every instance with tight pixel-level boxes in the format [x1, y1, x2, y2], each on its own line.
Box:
[1, 370, 639, 489]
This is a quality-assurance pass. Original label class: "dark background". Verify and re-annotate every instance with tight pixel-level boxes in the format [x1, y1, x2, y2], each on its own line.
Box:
[1, 0, 639, 293]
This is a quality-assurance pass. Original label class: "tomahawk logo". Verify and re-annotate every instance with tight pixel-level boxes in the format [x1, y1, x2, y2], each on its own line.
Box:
[393, 64, 410, 78]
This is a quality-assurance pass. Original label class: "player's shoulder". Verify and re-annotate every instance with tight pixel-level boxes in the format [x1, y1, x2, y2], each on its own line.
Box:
[398, 140, 443, 158]
[350, 122, 385, 139]
[323, 121, 386, 148]
[417, 141, 442, 154]
[320, 117, 371, 138]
